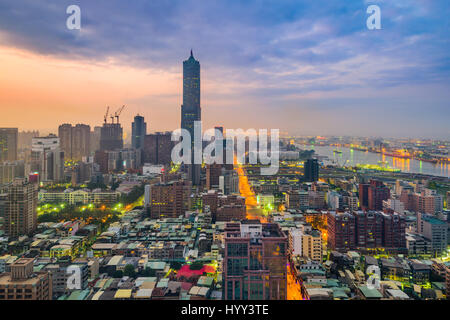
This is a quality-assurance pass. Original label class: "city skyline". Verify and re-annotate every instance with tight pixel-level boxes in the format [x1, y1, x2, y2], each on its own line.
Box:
[0, 1, 449, 139]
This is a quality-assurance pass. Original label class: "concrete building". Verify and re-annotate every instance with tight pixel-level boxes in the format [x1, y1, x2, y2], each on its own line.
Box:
[150, 180, 191, 219]
[0, 258, 52, 300]
[31, 135, 64, 182]
[0, 178, 38, 237]
[0, 128, 18, 162]
[224, 220, 288, 300]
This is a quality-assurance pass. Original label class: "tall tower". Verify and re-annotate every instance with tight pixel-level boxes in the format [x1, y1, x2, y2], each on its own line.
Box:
[132, 114, 147, 150]
[181, 50, 201, 185]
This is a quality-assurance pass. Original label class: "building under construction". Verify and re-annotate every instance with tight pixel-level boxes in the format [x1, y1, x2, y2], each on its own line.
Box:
[100, 105, 125, 151]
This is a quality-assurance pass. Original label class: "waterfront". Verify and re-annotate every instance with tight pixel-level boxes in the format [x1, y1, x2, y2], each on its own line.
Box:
[301, 145, 450, 178]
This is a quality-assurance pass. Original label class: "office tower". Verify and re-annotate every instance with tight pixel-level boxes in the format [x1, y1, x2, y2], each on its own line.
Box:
[143, 132, 174, 165]
[0, 128, 18, 162]
[149, 180, 191, 219]
[0, 178, 38, 237]
[131, 114, 147, 150]
[327, 211, 356, 252]
[100, 123, 123, 151]
[359, 183, 370, 209]
[206, 164, 222, 190]
[354, 211, 383, 249]
[303, 158, 319, 182]
[181, 50, 201, 185]
[223, 220, 288, 300]
[31, 135, 64, 182]
[368, 179, 390, 211]
[0, 258, 52, 300]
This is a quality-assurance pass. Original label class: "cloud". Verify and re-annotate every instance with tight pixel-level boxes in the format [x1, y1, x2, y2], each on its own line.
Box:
[0, 0, 448, 138]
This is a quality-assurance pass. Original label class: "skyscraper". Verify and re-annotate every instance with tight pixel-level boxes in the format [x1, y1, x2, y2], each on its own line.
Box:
[132, 114, 147, 150]
[0, 128, 18, 162]
[181, 50, 201, 185]
[303, 158, 319, 182]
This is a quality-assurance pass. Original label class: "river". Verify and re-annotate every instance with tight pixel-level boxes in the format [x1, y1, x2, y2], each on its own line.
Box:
[299, 145, 450, 178]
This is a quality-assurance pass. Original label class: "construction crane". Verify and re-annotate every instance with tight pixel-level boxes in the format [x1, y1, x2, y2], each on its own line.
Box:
[114, 105, 126, 124]
[104, 106, 110, 124]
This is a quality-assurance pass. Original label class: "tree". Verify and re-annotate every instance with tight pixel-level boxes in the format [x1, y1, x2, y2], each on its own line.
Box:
[123, 264, 136, 278]
[190, 261, 204, 270]
[113, 270, 123, 278]
[170, 261, 183, 270]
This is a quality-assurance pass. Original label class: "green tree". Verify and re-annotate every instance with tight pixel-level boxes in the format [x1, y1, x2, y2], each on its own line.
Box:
[190, 261, 204, 270]
[123, 264, 136, 278]
[170, 261, 183, 270]
[113, 270, 123, 278]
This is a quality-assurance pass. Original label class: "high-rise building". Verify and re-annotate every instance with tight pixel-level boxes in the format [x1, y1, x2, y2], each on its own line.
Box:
[181, 50, 201, 185]
[381, 212, 406, 251]
[58, 123, 91, 160]
[354, 210, 383, 249]
[143, 132, 174, 165]
[91, 126, 102, 153]
[149, 180, 191, 219]
[206, 164, 222, 190]
[367, 180, 390, 211]
[417, 213, 447, 256]
[0, 258, 52, 300]
[327, 211, 356, 252]
[303, 158, 319, 182]
[131, 114, 147, 150]
[223, 220, 288, 300]
[72, 124, 91, 160]
[302, 229, 323, 263]
[359, 183, 370, 209]
[100, 123, 123, 151]
[0, 161, 25, 185]
[328, 210, 406, 252]
[219, 169, 239, 195]
[18, 130, 39, 151]
[31, 135, 64, 182]
[0, 128, 18, 162]
[58, 124, 72, 159]
[0, 178, 38, 237]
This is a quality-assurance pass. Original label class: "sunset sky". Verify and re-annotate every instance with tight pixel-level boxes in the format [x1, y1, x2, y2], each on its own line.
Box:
[0, 0, 449, 139]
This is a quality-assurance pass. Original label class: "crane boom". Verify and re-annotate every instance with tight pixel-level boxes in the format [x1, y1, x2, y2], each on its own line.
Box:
[104, 106, 110, 124]
[114, 105, 126, 123]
